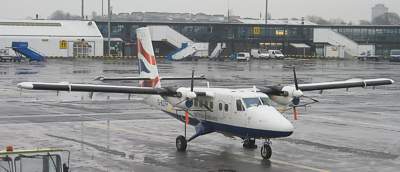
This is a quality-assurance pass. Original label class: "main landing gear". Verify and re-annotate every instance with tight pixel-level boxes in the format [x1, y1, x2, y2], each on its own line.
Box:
[176, 135, 187, 152]
[260, 139, 272, 160]
[243, 138, 257, 149]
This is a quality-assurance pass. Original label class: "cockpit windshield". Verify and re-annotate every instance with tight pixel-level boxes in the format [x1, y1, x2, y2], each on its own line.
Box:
[260, 97, 272, 106]
[242, 98, 262, 108]
[242, 97, 271, 109]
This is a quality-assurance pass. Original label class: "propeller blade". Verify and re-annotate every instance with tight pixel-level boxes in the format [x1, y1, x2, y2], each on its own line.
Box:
[174, 98, 188, 107]
[191, 70, 195, 92]
[293, 66, 299, 90]
[302, 95, 320, 103]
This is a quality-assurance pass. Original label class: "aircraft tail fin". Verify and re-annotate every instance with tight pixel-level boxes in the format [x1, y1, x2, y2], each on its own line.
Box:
[136, 27, 160, 88]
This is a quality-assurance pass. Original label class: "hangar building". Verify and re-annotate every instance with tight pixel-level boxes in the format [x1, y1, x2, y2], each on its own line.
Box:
[0, 20, 103, 58]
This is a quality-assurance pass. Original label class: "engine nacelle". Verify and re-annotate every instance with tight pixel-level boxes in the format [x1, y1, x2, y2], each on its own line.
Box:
[271, 86, 303, 106]
[176, 88, 197, 99]
[165, 97, 194, 109]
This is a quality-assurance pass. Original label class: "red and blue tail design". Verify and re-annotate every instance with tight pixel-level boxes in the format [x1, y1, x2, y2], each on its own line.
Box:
[136, 27, 160, 88]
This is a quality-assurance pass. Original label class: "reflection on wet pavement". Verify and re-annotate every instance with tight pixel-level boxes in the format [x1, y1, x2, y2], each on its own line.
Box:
[0, 59, 399, 172]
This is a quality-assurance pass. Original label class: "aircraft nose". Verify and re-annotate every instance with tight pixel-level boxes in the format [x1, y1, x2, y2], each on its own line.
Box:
[280, 117, 294, 133]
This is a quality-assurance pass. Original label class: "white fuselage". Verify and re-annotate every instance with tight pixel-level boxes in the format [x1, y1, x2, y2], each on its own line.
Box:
[143, 87, 294, 139]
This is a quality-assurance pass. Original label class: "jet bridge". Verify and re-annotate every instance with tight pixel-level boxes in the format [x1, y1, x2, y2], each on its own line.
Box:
[313, 28, 375, 58]
[148, 26, 208, 60]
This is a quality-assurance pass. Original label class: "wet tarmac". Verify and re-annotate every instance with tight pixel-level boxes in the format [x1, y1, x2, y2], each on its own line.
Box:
[0, 58, 399, 172]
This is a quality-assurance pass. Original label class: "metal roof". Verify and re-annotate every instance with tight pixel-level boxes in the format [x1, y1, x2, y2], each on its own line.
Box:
[290, 43, 310, 48]
[0, 20, 103, 38]
[0, 148, 67, 155]
[238, 19, 318, 25]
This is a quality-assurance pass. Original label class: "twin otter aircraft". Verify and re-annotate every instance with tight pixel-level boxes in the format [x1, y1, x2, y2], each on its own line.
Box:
[18, 27, 394, 160]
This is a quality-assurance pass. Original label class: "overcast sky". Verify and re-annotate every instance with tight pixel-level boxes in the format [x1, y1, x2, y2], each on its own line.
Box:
[1, 0, 399, 21]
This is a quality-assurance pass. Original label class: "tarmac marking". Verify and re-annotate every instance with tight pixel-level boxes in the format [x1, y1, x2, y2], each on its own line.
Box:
[270, 159, 330, 172]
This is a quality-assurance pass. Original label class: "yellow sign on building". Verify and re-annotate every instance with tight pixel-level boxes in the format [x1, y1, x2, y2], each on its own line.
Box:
[275, 30, 287, 36]
[59, 40, 68, 49]
[253, 27, 261, 35]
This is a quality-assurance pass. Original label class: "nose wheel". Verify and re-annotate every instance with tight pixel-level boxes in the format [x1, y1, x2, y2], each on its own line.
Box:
[176, 135, 187, 152]
[260, 139, 272, 160]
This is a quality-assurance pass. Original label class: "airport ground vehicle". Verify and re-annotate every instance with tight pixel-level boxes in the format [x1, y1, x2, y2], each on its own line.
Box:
[0, 146, 70, 172]
[390, 49, 400, 62]
[230, 52, 250, 61]
[268, 50, 285, 59]
[250, 49, 269, 59]
[357, 52, 383, 61]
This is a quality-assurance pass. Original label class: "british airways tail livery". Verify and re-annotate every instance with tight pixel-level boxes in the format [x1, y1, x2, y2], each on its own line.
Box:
[137, 27, 160, 88]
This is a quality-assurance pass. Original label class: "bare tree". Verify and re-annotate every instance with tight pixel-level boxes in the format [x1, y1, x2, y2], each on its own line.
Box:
[359, 20, 371, 25]
[372, 12, 400, 25]
[306, 15, 330, 25]
[329, 18, 347, 25]
[48, 10, 80, 20]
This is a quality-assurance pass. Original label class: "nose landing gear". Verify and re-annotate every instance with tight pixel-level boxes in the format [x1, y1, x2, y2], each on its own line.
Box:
[261, 139, 272, 160]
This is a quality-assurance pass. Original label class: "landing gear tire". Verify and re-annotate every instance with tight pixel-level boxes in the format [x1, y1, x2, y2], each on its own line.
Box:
[176, 135, 187, 152]
[261, 144, 272, 160]
[243, 138, 257, 149]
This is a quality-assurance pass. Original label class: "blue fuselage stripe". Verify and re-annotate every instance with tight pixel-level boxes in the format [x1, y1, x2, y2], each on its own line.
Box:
[162, 110, 293, 139]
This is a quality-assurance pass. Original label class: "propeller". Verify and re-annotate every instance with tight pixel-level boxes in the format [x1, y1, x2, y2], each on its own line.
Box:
[175, 70, 196, 108]
[187, 69, 195, 107]
[292, 66, 301, 120]
[185, 70, 196, 125]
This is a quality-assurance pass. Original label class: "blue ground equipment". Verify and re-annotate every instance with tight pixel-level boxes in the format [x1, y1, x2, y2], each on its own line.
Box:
[12, 42, 44, 62]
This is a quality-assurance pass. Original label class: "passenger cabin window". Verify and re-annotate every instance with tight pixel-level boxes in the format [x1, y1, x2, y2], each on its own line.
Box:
[204, 100, 208, 108]
[199, 99, 203, 108]
[219, 103, 223, 111]
[194, 99, 198, 107]
[209, 101, 214, 110]
[242, 98, 262, 108]
[236, 100, 245, 111]
[224, 104, 229, 111]
[260, 97, 272, 106]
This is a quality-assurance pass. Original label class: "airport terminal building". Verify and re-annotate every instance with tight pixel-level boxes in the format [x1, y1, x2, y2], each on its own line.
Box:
[0, 18, 399, 59]
[95, 19, 400, 59]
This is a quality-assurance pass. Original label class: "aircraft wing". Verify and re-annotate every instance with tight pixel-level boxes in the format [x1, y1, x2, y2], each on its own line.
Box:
[258, 78, 394, 96]
[298, 78, 394, 91]
[17, 82, 175, 95]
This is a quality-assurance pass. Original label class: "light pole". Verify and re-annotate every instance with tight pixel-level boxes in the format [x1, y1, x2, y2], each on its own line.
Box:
[102, 0, 104, 16]
[108, 0, 111, 56]
[81, 0, 84, 20]
[265, 0, 268, 24]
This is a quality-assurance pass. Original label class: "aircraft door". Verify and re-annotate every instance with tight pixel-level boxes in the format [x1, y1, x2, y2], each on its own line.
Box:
[221, 95, 236, 123]
[235, 98, 248, 127]
[215, 95, 229, 121]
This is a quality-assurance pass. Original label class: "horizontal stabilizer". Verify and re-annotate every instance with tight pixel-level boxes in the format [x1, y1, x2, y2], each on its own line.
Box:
[95, 76, 206, 81]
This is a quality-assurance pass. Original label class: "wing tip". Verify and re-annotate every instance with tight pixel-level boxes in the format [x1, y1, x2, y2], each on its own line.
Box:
[17, 82, 34, 89]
